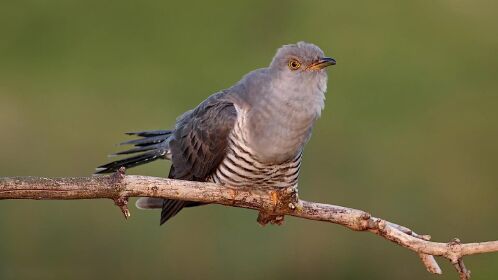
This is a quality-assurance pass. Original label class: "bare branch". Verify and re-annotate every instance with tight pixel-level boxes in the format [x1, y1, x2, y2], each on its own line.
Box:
[0, 173, 497, 279]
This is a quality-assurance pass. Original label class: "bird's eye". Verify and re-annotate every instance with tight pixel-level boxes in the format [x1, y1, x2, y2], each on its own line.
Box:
[288, 59, 301, 70]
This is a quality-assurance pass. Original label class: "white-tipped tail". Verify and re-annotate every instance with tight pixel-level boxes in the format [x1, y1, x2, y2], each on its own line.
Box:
[136, 197, 164, 209]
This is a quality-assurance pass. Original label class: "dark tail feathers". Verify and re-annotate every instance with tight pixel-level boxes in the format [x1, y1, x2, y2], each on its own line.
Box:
[95, 129, 172, 174]
[160, 200, 203, 225]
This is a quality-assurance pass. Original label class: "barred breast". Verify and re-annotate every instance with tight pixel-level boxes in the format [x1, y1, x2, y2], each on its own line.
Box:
[208, 109, 302, 188]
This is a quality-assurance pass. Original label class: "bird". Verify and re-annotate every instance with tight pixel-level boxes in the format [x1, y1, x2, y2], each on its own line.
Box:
[96, 42, 336, 225]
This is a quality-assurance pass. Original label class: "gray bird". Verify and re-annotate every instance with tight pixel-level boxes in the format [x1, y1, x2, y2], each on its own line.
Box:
[96, 42, 336, 225]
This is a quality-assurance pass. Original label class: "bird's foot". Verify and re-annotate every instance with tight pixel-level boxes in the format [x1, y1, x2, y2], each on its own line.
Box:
[256, 186, 302, 226]
[257, 212, 285, 226]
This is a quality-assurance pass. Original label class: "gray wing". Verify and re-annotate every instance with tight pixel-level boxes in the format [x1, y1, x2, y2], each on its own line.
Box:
[161, 91, 238, 224]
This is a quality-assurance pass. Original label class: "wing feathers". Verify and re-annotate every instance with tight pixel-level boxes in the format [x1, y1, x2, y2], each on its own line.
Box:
[159, 91, 238, 224]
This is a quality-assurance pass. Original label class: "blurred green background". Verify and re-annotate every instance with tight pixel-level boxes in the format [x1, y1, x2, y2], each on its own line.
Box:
[1, 0, 497, 279]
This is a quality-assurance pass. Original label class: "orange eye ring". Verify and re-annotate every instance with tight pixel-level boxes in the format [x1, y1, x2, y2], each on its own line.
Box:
[288, 59, 301, 70]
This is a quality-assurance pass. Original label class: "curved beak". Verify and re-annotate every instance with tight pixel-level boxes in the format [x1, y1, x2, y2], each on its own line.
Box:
[307, 57, 336, 70]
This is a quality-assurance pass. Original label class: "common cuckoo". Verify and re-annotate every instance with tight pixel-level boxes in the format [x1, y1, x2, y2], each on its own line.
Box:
[96, 42, 336, 225]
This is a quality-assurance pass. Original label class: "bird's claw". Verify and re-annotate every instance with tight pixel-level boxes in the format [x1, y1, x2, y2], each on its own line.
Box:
[257, 212, 285, 226]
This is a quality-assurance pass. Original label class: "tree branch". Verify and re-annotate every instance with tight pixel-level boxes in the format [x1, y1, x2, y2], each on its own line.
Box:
[0, 171, 497, 279]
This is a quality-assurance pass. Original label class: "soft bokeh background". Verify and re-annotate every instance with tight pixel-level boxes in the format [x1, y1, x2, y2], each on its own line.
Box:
[1, 0, 497, 279]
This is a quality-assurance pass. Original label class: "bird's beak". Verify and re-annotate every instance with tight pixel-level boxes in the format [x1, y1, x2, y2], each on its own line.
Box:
[307, 57, 336, 70]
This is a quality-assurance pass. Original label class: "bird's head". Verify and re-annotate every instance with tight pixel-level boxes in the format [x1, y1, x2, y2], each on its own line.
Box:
[238, 42, 335, 162]
[269, 42, 336, 80]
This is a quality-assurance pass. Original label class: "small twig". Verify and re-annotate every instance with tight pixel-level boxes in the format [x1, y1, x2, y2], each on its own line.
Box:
[110, 167, 130, 219]
[419, 253, 443, 275]
[448, 238, 471, 280]
[453, 258, 471, 280]
[114, 196, 130, 219]
[0, 173, 497, 279]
